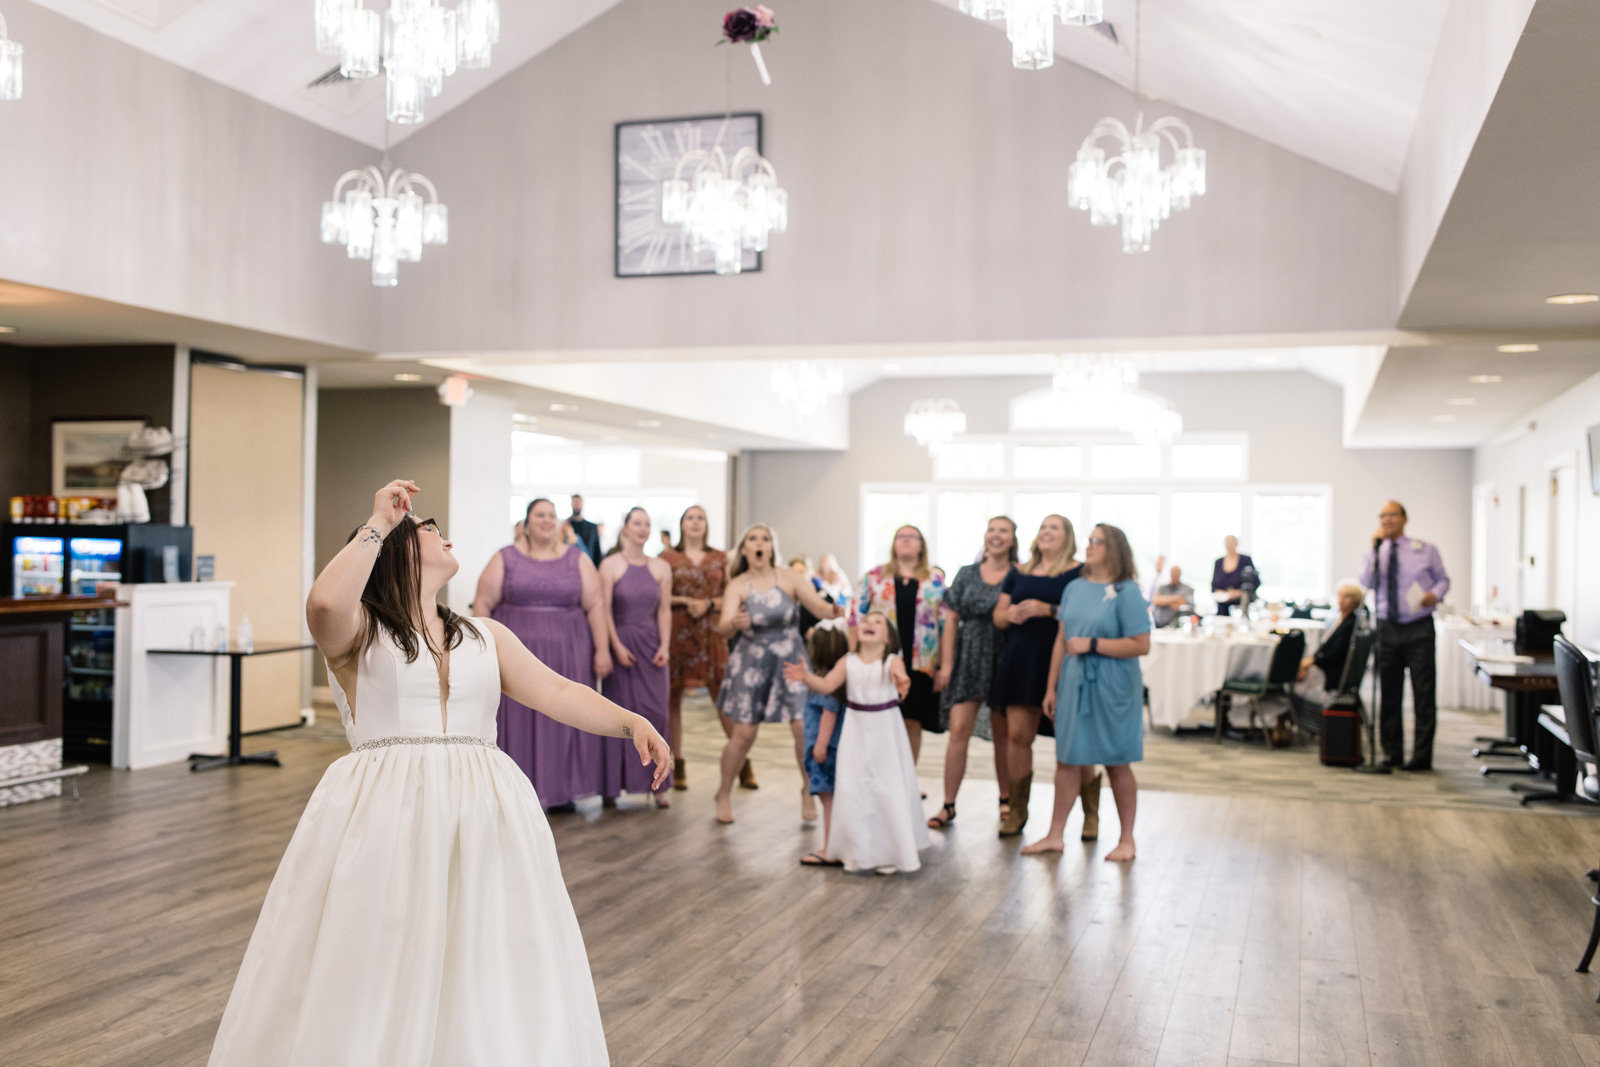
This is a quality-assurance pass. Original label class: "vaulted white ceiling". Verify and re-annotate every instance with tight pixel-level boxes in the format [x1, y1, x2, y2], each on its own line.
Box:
[34, 0, 1448, 187]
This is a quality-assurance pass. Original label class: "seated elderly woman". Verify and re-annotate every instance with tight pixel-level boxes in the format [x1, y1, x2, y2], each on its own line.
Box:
[1294, 580, 1365, 708]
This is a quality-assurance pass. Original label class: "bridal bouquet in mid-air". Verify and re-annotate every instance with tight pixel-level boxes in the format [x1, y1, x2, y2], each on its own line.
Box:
[719, 6, 778, 85]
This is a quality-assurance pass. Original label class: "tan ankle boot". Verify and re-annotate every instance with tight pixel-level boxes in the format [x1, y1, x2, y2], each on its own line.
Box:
[998, 773, 1032, 837]
[738, 758, 760, 790]
[673, 758, 687, 791]
[1079, 770, 1102, 841]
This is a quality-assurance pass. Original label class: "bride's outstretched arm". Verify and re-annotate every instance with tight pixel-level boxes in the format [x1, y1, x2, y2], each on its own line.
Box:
[483, 618, 671, 789]
[306, 479, 417, 662]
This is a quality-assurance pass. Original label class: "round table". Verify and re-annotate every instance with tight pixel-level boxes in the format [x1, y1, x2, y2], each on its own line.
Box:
[1145, 630, 1280, 729]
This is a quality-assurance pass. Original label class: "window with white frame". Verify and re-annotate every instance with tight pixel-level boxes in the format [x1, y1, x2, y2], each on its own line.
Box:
[858, 432, 1330, 603]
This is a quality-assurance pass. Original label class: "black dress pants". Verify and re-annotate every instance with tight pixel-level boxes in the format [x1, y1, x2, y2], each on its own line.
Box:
[1376, 617, 1437, 766]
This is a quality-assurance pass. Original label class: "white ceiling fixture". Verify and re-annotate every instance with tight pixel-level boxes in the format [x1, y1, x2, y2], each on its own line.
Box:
[1496, 343, 1539, 353]
[1067, 0, 1205, 254]
[314, 0, 499, 123]
[0, 10, 22, 100]
[1545, 293, 1599, 305]
[661, 143, 787, 276]
[903, 398, 967, 451]
[957, 0, 1101, 70]
[770, 361, 844, 415]
[1048, 353, 1181, 442]
[320, 160, 449, 286]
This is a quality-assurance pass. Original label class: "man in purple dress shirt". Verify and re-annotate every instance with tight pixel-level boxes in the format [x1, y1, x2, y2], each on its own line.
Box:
[1359, 500, 1450, 771]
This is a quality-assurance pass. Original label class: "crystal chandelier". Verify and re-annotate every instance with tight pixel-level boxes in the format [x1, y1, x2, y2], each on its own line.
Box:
[0, 10, 22, 101]
[903, 399, 967, 450]
[661, 145, 788, 276]
[320, 163, 449, 287]
[1066, 0, 1206, 253]
[770, 361, 844, 415]
[1049, 354, 1181, 443]
[314, 0, 499, 124]
[958, 0, 1102, 70]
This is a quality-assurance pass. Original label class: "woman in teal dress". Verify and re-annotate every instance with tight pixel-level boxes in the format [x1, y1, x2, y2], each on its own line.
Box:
[1022, 524, 1151, 862]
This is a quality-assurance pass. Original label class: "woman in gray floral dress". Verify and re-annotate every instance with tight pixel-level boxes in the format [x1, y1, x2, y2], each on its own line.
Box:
[712, 523, 845, 825]
[929, 517, 1018, 830]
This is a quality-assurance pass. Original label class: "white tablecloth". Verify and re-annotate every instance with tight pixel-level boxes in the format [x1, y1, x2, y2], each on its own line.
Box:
[1145, 630, 1280, 729]
[1436, 619, 1514, 712]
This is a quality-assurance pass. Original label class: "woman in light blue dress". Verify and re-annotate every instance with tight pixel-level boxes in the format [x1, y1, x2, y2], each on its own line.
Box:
[1022, 524, 1151, 862]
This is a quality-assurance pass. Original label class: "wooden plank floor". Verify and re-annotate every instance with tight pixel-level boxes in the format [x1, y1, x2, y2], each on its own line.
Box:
[3, 699, 1599, 1066]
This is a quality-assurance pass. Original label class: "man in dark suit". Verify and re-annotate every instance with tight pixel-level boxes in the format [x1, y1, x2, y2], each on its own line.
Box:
[568, 494, 601, 564]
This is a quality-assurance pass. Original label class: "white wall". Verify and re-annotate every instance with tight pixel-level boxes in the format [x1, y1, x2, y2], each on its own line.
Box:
[1472, 369, 1600, 648]
[0, 4, 379, 352]
[384, 0, 1398, 355]
[747, 371, 1472, 597]
[447, 387, 515, 614]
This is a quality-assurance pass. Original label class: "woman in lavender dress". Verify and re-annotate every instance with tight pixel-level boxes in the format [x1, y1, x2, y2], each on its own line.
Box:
[598, 507, 674, 806]
[473, 498, 613, 811]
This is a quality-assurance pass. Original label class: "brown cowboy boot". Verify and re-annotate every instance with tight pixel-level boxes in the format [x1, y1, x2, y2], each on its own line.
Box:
[998, 773, 1032, 837]
[1079, 770, 1102, 841]
[738, 758, 760, 789]
[673, 758, 687, 791]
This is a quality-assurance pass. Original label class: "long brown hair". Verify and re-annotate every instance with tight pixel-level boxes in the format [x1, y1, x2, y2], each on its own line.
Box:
[342, 518, 481, 667]
[1091, 523, 1138, 585]
[806, 625, 849, 701]
[884, 524, 933, 582]
[672, 504, 717, 554]
[1024, 514, 1077, 577]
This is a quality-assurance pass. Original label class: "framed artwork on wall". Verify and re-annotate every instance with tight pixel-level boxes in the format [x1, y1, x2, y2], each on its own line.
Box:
[614, 112, 763, 278]
[51, 420, 143, 497]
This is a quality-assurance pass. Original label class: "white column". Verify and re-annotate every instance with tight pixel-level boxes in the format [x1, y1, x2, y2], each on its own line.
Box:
[447, 386, 514, 615]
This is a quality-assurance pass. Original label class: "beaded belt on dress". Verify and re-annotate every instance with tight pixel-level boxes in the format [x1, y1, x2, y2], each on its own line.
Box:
[352, 735, 497, 752]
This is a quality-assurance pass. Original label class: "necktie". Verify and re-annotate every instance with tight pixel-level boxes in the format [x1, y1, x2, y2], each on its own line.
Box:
[1385, 540, 1399, 624]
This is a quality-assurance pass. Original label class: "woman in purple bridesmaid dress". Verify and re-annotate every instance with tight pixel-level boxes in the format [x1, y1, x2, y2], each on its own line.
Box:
[472, 498, 612, 810]
[598, 507, 675, 805]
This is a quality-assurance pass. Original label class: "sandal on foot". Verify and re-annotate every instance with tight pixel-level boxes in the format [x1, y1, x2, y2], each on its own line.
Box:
[927, 802, 957, 830]
[800, 852, 843, 867]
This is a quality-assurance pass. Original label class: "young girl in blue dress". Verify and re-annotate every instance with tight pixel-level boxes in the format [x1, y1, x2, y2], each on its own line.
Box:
[1023, 524, 1151, 862]
[797, 626, 849, 867]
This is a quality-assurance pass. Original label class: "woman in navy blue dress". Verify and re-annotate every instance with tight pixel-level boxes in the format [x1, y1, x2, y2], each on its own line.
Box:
[991, 515, 1081, 837]
[1024, 524, 1151, 862]
[1210, 535, 1257, 615]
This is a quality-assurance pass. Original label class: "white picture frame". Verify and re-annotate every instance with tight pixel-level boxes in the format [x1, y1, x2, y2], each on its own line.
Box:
[51, 420, 143, 497]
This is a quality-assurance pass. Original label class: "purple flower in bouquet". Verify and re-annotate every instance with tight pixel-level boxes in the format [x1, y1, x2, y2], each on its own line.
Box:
[721, 6, 778, 45]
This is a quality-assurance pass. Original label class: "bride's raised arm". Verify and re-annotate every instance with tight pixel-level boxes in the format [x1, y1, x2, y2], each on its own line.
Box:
[484, 618, 671, 789]
[306, 479, 418, 663]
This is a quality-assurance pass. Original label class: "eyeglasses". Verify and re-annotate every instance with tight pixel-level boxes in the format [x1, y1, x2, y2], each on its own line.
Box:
[414, 517, 442, 536]
[1087, 536, 1106, 546]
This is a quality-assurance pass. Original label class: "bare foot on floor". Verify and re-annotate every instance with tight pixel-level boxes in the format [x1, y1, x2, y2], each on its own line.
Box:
[1020, 837, 1065, 855]
[654, 792, 671, 809]
[1105, 839, 1136, 862]
[801, 787, 818, 822]
[714, 791, 733, 824]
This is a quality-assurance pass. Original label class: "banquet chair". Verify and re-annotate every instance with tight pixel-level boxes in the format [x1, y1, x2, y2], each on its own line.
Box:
[1514, 636, 1598, 806]
[1214, 631, 1305, 746]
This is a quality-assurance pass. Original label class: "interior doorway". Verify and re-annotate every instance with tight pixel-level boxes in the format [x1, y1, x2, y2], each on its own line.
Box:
[1548, 455, 1577, 617]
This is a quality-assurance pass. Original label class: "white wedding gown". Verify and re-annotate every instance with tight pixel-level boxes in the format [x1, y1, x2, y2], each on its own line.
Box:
[207, 623, 610, 1066]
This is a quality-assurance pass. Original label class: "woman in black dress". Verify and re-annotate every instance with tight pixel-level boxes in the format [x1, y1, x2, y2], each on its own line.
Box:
[928, 516, 1018, 831]
[1210, 535, 1257, 615]
[992, 515, 1082, 837]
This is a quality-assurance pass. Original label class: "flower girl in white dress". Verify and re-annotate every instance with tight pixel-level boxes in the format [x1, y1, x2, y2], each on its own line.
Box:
[206, 480, 670, 1067]
[784, 612, 930, 874]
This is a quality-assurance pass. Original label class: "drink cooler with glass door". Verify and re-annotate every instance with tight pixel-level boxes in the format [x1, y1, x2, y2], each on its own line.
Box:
[2, 522, 193, 761]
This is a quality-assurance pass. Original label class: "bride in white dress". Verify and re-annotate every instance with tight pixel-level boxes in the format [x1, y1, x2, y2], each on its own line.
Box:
[207, 479, 669, 1067]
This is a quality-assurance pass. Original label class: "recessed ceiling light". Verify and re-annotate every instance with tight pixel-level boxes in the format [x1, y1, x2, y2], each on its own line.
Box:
[0, 326, 17, 334]
[636, 419, 661, 428]
[1496, 343, 1539, 353]
[548, 403, 575, 412]
[1545, 293, 1599, 305]
[393, 372, 422, 382]
[1467, 374, 1503, 384]
[1446, 397, 1475, 406]
[1430, 414, 1455, 423]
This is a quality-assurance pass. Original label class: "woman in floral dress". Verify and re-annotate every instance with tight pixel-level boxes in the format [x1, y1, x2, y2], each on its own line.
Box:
[660, 505, 729, 791]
